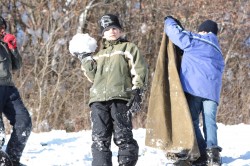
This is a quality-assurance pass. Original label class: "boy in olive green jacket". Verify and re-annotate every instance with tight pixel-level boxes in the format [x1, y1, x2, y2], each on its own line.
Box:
[74, 14, 148, 166]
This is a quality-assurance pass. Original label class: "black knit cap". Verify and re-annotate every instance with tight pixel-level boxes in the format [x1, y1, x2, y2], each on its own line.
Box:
[198, 20, 218, 35]
[0, 16, 7, 29]
[99, 14, 122, 35]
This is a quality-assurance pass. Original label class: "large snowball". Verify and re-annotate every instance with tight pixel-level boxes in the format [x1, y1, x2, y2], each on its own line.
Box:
[69, 33, 97, 55]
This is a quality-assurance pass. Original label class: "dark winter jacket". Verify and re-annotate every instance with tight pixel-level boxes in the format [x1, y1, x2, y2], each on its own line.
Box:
[164, 18, 225, 104]
[81, 38, 148, 105]
[0, 41, 22, 86]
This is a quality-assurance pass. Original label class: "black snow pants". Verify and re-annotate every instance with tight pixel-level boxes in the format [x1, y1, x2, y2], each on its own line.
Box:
[90, 99, 138, 166]
[0, 86, 32, 162]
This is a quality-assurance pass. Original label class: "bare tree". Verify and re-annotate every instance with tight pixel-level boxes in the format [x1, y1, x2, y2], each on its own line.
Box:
[0, 0, 249, 132]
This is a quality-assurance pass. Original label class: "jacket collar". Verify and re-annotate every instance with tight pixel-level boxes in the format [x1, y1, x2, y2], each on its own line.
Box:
[102, 38, 128, 49]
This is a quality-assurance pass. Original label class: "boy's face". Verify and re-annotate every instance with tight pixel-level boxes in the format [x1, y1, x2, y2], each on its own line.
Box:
[103, 27, 122, 41]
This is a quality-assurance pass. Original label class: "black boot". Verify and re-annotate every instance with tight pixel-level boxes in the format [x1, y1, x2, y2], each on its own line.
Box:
[192, 153, 207, 166]
[173, 159, 191, 166]
[11, 160, 27, 166]
[119, 160, 137, 166]
[206, 146, 222, 166]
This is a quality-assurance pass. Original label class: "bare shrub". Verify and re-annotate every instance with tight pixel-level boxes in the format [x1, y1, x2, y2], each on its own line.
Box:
[0, 0, 249, 132]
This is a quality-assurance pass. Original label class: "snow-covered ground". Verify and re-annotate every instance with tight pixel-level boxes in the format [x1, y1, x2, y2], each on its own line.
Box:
[4, 123, 250, 166]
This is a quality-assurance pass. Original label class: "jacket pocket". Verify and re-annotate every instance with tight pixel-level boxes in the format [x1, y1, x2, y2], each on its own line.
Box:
[0, 55, 10, 79]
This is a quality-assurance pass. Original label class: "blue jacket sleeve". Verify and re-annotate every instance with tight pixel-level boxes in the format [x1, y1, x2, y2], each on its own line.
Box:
[164, 18, 192, 50]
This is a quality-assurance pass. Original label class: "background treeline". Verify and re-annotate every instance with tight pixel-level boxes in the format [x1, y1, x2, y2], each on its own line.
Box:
[0, 0, 249, 132]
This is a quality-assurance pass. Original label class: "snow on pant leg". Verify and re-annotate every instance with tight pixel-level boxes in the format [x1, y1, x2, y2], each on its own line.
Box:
[0, 87, 7, 147]
[3, 86, 32, 162]
[90, 102, 113, 166]
[202, 100, 218, 148]
[0, 117, 5, 147]
[110, 100, 139, 166]
[185, 93, 207, 155]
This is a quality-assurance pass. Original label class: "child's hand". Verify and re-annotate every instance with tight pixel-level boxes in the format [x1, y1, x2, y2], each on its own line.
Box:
[164, 16, 175, 21]
[3, 33, 17, 50]
[164, 16, 184, 30]
[73, 52, 91, 62]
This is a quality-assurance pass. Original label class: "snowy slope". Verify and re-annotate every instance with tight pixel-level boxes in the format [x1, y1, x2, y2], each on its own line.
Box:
[4, 123, 250, 166]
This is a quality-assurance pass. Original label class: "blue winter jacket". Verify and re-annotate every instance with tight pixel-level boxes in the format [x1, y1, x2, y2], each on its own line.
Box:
[164, 18, 225, 104]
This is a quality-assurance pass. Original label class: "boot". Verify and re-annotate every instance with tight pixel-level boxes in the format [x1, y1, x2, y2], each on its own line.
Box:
[192, 153, 207, 166]
[173, 159, 191, 166]
[206, 146, 222, 166]
[166, 151, 191, 166]
[119, 160, 137, 166]
[12, 161, 27, 166]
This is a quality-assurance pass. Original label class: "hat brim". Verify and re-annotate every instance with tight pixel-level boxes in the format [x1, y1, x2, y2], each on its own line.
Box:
[102, 25, 122, 35]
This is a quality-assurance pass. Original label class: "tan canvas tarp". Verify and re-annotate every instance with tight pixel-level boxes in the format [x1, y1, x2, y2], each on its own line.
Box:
[145, 33, 200, 161]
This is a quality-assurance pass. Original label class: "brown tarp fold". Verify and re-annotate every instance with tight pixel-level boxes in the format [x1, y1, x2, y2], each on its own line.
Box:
[145, 33, 200, 161]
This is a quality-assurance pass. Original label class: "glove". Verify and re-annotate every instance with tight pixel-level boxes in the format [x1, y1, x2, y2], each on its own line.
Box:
[127, 89, 143, 113]
[164, 16, 184, 29]
[164, 15, 175, 21]
[3, 33, 17, 50]
[73, 52, 91, 62]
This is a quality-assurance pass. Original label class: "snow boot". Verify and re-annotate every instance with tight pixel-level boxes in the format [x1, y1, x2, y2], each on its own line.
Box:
[206, 146, 222, 166]
[173, 159, 192, 166]
[166, 151, 191, 166]
[119, 160, 137, 166]
[11, 161, 26, 166]
[192, 153, 207, 166]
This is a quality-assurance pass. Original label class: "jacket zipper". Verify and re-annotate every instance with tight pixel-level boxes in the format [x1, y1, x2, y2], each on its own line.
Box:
[105, 44, 114, 101]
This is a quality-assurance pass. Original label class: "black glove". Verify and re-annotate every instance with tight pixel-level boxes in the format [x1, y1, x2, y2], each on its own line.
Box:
[164, 16, 184, 30]
[127, 89, 143, 113]
[164, 16, 175, 21]
[73, 52, 91, 62]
